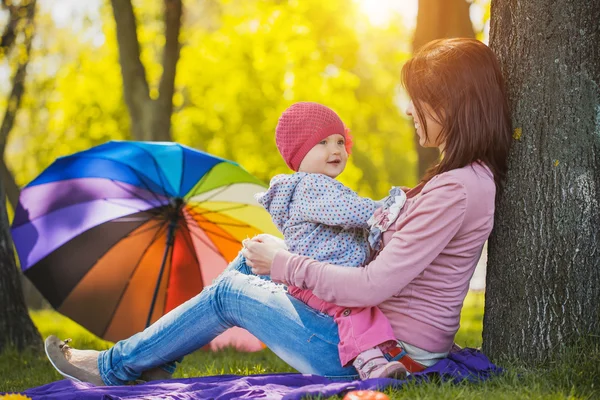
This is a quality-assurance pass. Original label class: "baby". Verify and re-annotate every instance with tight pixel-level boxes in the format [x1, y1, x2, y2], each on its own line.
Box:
[256, 102, 408, 379]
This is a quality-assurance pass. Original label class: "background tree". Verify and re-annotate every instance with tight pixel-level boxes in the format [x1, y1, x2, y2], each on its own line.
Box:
[0, 0, 48, 310]
[6, 0, 418, 201]
[0, 0, 420, 315]
[412, 0, 475, 179]
[110, 0, 182, 141]
[0, 0, 36, 208]
[174, 0, 416, 197]
[484, 0, 600, 361]
[0, 176, 41, 352]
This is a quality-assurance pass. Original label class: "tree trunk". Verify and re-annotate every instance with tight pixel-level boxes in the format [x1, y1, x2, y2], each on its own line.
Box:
[484, 0, 600, 362]
[0, 0, 47, 311]
[152, 0, 182, 142]
[0, 0, 36, 209]
[412, 0, 475, 179]
[0, 158, 19, 210]
[110, 0, 181, 142]
[110, 0, 153, 141]
[0, 179, 42, 352]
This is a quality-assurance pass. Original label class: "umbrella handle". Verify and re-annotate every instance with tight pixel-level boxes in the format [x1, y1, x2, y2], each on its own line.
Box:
[146, 218, 177, 328]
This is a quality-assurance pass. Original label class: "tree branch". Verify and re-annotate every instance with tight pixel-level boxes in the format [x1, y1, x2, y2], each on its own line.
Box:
[1, 0, 22, 56]
[152, 0, 182, 142]
[110, 0, 152, 141]
[0, 41, 31, 155]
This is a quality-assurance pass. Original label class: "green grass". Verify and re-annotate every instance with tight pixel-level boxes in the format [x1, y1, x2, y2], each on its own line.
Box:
[1, 291, 598, 399]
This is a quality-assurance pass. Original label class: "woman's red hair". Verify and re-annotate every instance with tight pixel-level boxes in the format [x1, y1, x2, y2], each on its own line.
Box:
[402, 38, 512, 191]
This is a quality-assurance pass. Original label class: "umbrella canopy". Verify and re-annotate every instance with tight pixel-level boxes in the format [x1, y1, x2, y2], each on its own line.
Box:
[12, 141, 279, 348]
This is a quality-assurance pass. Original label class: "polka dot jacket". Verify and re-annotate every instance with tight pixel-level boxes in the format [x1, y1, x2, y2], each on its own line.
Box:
[255, 173, 379, 267]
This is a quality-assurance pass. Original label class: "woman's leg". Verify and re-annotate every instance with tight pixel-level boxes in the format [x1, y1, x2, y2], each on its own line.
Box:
[285, 287, 396, 366]
[98, 255, 357, 385]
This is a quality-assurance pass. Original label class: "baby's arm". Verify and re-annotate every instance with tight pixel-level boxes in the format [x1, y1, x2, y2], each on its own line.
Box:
[294, 174, 378, 229]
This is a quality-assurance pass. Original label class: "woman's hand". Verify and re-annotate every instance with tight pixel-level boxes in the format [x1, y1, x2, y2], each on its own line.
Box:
[241, 234, 288, 275]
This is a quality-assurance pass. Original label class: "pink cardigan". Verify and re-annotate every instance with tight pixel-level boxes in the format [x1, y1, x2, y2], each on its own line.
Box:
[271, 162, 495, 353]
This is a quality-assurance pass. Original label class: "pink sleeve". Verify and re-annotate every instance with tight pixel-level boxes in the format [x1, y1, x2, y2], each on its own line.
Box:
[271, 174, 468, 307]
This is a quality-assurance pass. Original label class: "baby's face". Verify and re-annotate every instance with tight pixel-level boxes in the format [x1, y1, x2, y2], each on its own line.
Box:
[298, 134, 348, 179]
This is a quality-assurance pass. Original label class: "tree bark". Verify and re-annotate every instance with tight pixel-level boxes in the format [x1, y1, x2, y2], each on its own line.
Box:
[110, 0, 181, 142]
[0, 0, 21, 54]
[0, 0, 47, 311]
[484, 0, 600, 362]
[110, 0, 153, 141]
[0, 0, 35, 207]
[152, 0, 182, 142]
[0, 158, 19, 210]
[412, 0, 475, 179]
[0, 178, 42, 352]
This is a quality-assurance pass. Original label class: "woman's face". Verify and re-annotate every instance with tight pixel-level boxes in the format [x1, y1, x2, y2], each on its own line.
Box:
[406, 100, 445, 151]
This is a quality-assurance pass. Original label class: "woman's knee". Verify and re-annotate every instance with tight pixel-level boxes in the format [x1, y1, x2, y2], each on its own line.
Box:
[223, 252, 250, 274]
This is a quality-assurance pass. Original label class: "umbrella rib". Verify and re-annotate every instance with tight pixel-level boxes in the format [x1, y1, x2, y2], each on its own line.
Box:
[182, 163, 217, 199]
[187, 184, 232, 205]
[108, 179, 168, 209]
[186, 203, 252, 217]
[181, 216, 236, 262]
[182, 206, 206, 218]
[184, 207, 254, 229]
[184, 224, 232, 256]
[176, 220, 206, 280]
[101, 220, 169, 338]
[181, 212, 224, 254]
[197, 220, 253, 228]
[184, 222, 242, 245]
[123, 219, 168, 237]
[102, 198, 164, 215]
[77, 155, 168, 204]
[177, 144, 186, 195]
[130, 142, 176, 197]
[13, 202, 159, 229]
[182, 212, 243, 245]
[147, 222, 176, 326]
[112, 217, 153, 223]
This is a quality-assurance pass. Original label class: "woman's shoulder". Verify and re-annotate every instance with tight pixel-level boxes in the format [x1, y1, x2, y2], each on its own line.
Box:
[418, 162, 495, 210]
[426, 162, 494, 190]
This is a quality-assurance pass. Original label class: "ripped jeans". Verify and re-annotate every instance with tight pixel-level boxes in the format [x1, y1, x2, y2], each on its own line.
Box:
[98, 254, 358, 385]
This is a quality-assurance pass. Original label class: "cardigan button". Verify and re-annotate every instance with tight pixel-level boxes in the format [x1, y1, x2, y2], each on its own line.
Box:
[343, 309, 351, 317]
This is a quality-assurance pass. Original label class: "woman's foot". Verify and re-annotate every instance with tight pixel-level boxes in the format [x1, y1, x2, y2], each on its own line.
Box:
[44, 335, 105, 386]
[353, 348, 407, 380]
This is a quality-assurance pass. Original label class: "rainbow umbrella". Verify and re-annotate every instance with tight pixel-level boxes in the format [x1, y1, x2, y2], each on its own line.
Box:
[11, 141, 278, 348]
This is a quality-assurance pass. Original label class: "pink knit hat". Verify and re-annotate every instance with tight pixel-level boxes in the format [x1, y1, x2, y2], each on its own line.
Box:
[275, 102, 351, 171]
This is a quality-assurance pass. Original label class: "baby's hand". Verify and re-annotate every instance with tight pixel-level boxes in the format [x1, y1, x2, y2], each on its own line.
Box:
[242, 234, 288, 275]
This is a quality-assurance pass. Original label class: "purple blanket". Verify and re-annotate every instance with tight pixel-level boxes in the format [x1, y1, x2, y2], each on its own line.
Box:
[20, 348, 501, 399]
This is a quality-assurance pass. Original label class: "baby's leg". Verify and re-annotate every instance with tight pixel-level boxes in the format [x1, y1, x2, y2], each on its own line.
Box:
[288, 287, 406, 380]
[332, 307, 407, 380]
[332, 306, 396, 364]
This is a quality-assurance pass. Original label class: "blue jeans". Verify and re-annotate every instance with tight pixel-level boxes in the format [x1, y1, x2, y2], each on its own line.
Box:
[98, 254, 358, 385]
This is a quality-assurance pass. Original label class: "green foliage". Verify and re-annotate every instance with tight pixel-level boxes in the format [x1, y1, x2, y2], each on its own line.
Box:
[4, 0, 417, 199]
[455, 291, 484, 348]
[3, 5, 129, 187]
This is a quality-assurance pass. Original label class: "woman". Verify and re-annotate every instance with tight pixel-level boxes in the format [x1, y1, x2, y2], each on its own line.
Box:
[45, 38, 511, 386]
